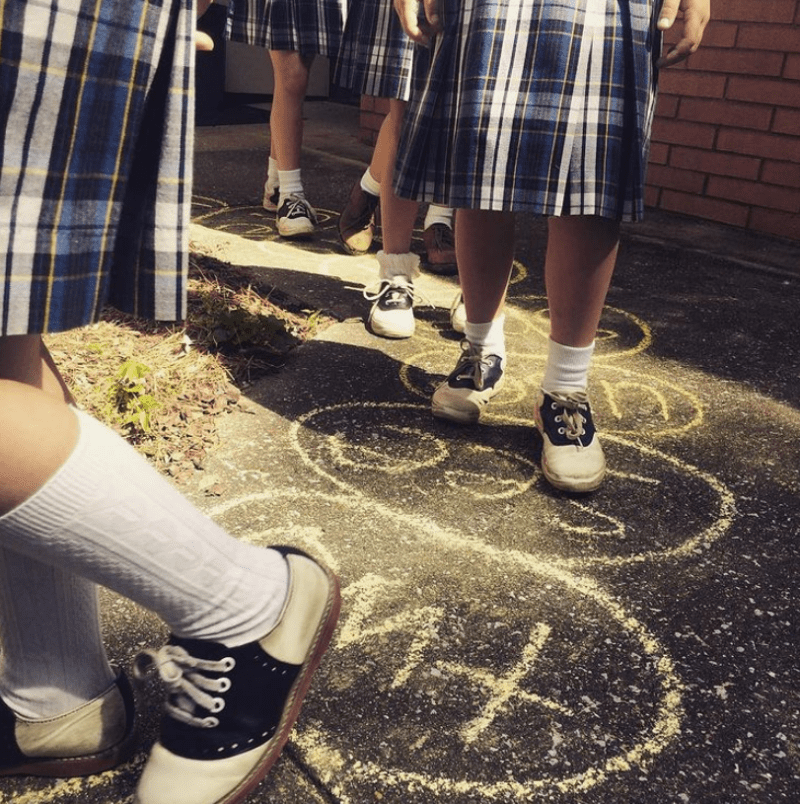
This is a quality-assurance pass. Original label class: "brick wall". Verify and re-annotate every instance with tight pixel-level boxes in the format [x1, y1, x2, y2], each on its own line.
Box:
[650, 0, 800, 241]
[359, 2, 800, 242]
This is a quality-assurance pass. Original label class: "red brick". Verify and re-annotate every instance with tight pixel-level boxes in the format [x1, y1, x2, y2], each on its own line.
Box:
[649, 141, 670, 166]
[660, 190, 750, 227]
[784, 55, 800, 81]
[736, 22, 800, 52]
[773, 107, 800, 136]
[643, 184, 661, 208]
[700, 21, 739, 49]
[651, 118, 716, 149]
[654, 94, 680, 118]
[707, 176, 800, 213]
[717, 128, 800, 163]
[647, 164, 707, 194]
[749, 208, 800, 241]
[679, 98, 772, 131]
[658, 70, 726, 99]
[727, 75, 800, 107]
[761, 160, 800, 189]
[720, 0, 796, 23]
[688, 49, 783, 76]
[669, 146, 761, 180]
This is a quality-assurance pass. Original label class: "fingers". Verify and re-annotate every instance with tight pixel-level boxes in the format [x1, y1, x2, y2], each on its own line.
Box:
[394, 0, 442, 46]
[656, 0, 710, 68]
[195, 30, 214, 52]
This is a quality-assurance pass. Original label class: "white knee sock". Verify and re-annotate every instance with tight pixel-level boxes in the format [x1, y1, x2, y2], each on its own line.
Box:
[360, 168, 380, 197]
[541, 338, 595, 392]
[0, 410, 288, 653]
[424, 204, 454, 230]
[278, 168, 304, 200]
[465, 315, 506, 358]
[0, 550, 115, 718]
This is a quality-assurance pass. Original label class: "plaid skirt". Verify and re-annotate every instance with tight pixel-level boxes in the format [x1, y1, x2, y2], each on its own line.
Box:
[0, 0, 193, 336]
[333, 0, 417, 100]
[227, 0, 345, 58]
[394, 0, 661, 220]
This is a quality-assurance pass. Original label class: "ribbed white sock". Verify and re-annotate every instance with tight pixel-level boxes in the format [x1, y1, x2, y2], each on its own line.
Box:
[360, 168, 380, 197]
[424, 204, 454, 230]
[0, 410, 288, 653]
[541, 338, 595, 392]
[0, 549, 116, 718]
[465, 315, 506, 358]
[278, 168, 304, 200]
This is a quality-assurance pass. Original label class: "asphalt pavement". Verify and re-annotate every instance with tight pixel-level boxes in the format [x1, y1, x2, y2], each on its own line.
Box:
[2, 100, 798, 804]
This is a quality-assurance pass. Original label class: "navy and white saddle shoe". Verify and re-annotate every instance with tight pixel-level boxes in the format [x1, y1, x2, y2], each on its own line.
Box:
[134, 546, 340, 804]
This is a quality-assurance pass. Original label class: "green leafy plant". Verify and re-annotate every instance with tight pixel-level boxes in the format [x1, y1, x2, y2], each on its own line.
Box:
[105, 359, 161, 434]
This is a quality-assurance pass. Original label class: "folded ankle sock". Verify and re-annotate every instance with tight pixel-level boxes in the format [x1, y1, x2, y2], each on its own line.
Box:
[266, 156, 279, 193]
[278, 168, 304, 200]
[0, 409, 289, 650]
[541, 338, 595, 393]
[424, 204, 454, 230]
[465, 315, 506, 359]
[360, 168, 380, 197]
[377, 251, 420, 281]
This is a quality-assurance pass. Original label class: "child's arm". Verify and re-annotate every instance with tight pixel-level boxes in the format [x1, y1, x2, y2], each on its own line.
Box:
[657, 0, 711, 67]
[394, 0, 443, 46]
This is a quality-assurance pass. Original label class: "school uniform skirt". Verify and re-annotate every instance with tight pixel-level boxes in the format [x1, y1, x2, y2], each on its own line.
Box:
[333, 0, 418, 101]
[394, 0, 661, 221]
[0, 0, 193, 336]
[227, 0, 345, 58]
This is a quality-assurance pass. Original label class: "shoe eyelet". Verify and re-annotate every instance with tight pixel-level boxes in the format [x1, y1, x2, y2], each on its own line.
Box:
[217, 677, 232, 693]
[558, 427, 566, 435]
[211, 698, 226, 713]
[220, 657, 236, 671]
[203, 717, 219, 728]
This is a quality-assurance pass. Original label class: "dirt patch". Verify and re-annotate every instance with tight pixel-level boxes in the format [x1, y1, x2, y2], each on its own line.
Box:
[45, 249, 333, 491]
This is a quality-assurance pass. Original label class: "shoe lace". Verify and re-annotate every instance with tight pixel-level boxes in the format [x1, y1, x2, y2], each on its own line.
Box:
[281, 194, 316, 222]
[548, 390, 590, 444]
[357, 278, 432, 308]
[134, 645, 235, 729]
[430, 223, 455, 249]
[454, 340, 496, 391]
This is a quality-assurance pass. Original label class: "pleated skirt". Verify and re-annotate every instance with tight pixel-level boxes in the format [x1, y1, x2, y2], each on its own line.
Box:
[394, 0, 661, 220]
[0, 0, 193, 336]
[227, 0, 345, 58]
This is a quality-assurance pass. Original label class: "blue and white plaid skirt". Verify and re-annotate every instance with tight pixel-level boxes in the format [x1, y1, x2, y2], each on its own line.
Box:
[0, 0, 193, 336]
[333, 0, 418, 101]
[227, 0, 345, 58]
[394, 0, 661, 220]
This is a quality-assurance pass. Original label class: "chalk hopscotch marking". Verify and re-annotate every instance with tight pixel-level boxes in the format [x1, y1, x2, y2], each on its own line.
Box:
[206, 488, 685, 801]
[288, 401, 734, 568]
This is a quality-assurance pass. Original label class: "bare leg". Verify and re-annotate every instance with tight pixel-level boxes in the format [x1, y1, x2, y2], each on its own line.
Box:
[455, 208, 515, 323]
[268, 50, 313, 172]
[544, 216, 620, 347]
[377, 99, 419, 254]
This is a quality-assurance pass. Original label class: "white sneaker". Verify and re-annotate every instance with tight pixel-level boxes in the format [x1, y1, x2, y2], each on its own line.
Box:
[533, 388, 606, 492]
[276, 194, 317, 238]
[450, 291, 466, 334]
[432, 341, 505, 424]
[365, 276, 416, 339]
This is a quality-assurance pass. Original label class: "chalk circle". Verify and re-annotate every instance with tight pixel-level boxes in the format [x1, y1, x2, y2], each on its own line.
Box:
[289, 403, 734, 567]
[208, 489, 683, 802]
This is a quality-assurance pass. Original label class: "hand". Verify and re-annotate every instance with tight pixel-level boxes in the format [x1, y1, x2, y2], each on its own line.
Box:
[196, 0, 215, 52]
[394, 0, 443, 46]
[657, 0, 710, 68]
